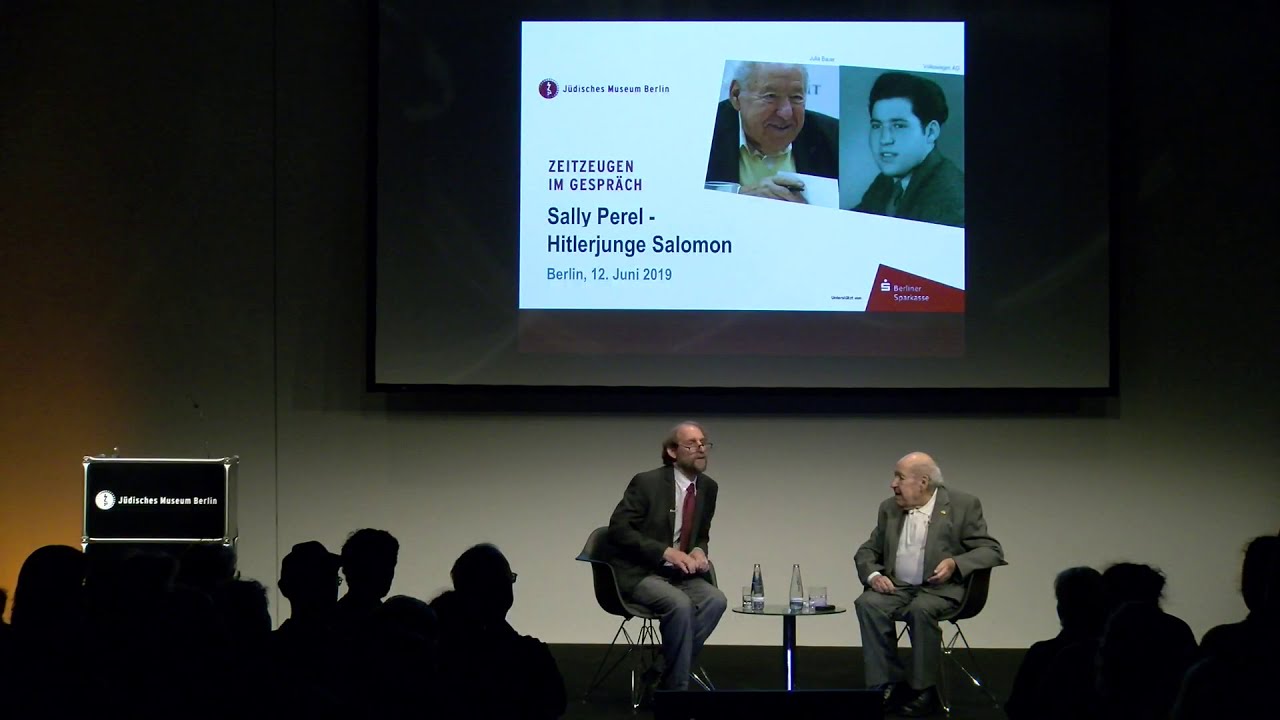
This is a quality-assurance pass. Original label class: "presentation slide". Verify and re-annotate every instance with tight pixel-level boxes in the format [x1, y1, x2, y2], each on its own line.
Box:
[520, 22, 965, 318]
[372, 1, 1111, 391]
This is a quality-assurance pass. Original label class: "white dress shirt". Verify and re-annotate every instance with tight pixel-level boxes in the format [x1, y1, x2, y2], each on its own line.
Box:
[894, 490, 937, 586]
[869, 490, 937, 587]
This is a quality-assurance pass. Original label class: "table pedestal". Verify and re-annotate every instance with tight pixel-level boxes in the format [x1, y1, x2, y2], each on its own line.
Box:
[783, 613, 797, 690]
[732, 604, 845, 690]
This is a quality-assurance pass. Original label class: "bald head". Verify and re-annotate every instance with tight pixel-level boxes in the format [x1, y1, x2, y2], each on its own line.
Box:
[899, 452, 943, 485]
[892, 451, 943, 509]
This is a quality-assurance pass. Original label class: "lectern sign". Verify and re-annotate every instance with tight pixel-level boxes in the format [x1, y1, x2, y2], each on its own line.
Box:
[83, 457, 238, 543]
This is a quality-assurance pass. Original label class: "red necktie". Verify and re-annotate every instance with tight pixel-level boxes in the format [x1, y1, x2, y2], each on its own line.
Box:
[679, 483, 697, 552]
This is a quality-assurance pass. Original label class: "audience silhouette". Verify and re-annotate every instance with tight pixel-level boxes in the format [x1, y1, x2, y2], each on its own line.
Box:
[430, 543, 567, 719]
[335, 528, 399, 632]
[368, 593, 440, 714]
[6, 530, 1272, 719]
[1092, 563, 1197, 720]
[332, 528, 409, 712]
[273, 540, 346, 714]
[278, 540, 342, 634]
[1005, 565, 1106, 719]
[4, 545, 89, 716]
[1172, 534, 1280, 719]
[1197, 534, 1279, 658]
[1007, 561, 1204, 720]
[10, 544, 85, 632]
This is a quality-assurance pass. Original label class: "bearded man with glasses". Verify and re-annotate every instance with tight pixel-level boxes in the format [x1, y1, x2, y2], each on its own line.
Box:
[605, 420, 728, 695]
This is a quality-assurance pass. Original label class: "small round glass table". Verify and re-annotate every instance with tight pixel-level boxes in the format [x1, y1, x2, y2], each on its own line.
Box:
[732, 604, 846, 690]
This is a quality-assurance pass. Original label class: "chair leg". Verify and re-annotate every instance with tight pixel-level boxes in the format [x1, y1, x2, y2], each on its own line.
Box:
[630, 619, 661, 710]
[937, 630, 951, 714]
[941, 623, 1002, 713]
[900, 617, 1002, 714]
[690, 665, 715, 691]
[584, 619, 640, 702]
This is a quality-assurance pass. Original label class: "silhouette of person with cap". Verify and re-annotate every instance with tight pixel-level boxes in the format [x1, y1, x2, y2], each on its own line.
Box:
[273, 540, 344, 714]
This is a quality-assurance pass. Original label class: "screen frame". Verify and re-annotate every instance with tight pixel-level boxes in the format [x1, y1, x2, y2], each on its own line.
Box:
[365, 1, 1119, 411]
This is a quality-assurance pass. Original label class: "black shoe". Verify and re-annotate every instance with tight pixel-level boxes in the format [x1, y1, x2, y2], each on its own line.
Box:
[876, 682, 911, 711]
[895, 686, 942, 718]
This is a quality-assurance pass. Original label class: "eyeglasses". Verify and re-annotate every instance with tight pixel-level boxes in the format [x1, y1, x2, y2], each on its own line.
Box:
[679, 441, 713, 451]
[510, 572, 518, 584]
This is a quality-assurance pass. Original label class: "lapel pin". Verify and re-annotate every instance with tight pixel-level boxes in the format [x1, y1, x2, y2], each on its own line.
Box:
[940, 510, 948, 516]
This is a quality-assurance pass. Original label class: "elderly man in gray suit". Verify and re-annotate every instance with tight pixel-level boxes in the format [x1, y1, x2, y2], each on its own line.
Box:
[854, 451, 1005, 717]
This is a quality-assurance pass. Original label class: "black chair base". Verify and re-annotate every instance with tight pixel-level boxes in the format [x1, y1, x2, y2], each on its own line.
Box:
[578, 526, 717, 711]
[583, 617, 662, 710]
[584, 617, 717, 710]
[897, 621, 1002, 715]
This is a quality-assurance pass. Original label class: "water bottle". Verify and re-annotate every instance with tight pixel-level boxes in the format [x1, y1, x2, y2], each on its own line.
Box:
[789, 564, 805, 610]
[750, 564, 765, 609]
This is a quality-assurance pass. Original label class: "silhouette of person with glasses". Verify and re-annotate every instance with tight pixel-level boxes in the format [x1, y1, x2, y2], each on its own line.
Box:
[431, 543, 566, 718]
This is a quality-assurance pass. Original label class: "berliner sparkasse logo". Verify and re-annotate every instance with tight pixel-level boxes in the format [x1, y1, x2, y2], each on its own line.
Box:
[95, 490, 117, 510]
[539, 78, 559, 99]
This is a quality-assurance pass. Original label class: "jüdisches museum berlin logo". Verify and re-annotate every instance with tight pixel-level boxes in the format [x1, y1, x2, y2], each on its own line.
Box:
[95, 490, 117, 510]
[539, 79, 559, 99]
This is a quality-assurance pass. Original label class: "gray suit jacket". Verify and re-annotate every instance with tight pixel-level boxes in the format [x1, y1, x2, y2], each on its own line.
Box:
[606, 466, 719, 595]
[854, 486, 1005, 602]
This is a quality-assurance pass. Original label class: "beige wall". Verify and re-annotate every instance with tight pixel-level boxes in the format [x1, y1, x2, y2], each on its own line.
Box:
[269, 412, 1277, 647]
[2, 2, 1276, 649]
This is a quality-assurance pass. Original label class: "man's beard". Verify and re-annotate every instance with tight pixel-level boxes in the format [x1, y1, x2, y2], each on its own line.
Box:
[679, 458, 703, 477]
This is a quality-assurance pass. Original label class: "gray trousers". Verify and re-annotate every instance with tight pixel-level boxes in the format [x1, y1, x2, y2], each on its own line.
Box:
[854, 586, 959, 690]
[629, 573, 727, 690]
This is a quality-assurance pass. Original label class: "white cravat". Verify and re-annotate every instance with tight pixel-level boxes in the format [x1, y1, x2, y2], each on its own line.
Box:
[893, 490, 937, 586]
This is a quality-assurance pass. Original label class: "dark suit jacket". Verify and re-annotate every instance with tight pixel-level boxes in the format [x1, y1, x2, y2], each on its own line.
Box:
[854, 486, 1005, 603]
[606, 466, 719, 595]
[854, 147, 965, 228]
[705, 99, 840, 184]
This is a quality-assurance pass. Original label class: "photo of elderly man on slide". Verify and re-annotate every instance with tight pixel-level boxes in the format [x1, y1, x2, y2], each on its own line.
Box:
[704, 61, 839, 205]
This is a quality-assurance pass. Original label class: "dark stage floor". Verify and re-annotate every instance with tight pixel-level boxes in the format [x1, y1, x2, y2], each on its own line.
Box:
[551, 643, 1021, 719]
